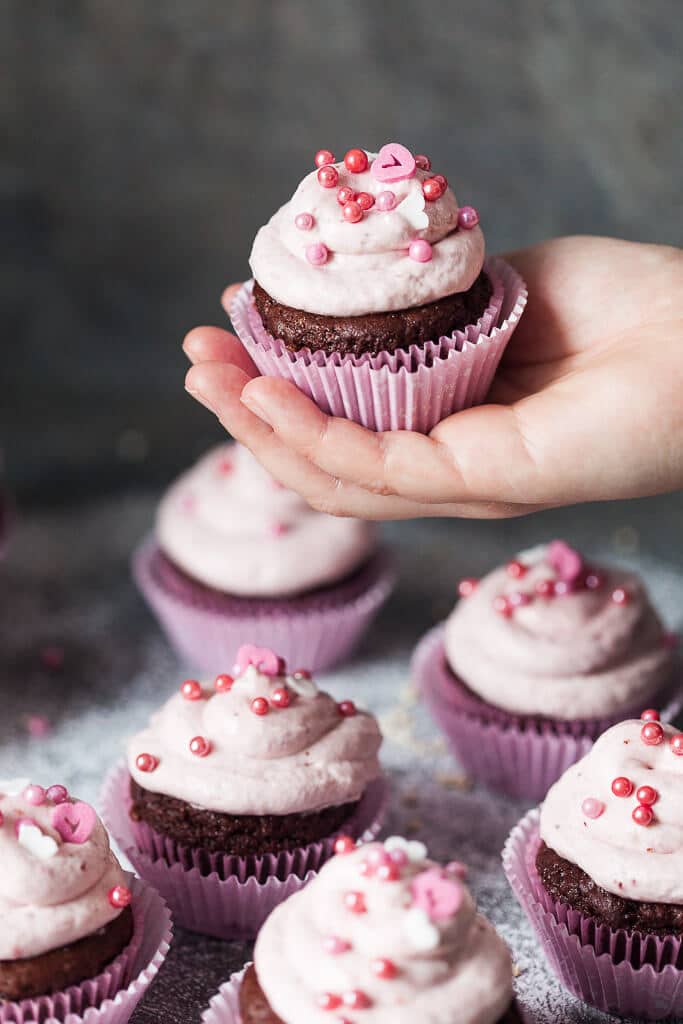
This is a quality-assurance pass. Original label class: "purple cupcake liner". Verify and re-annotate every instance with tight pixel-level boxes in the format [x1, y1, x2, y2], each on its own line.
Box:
[230, 256, 527, 433]
[0, 876, 172, 1024]
[504, 808, 683, 1020]
[413, 625, 683, 802]
[132, 537, 395, 675]
[101, 762, 388, 941]
[201, 970, 245, 1024]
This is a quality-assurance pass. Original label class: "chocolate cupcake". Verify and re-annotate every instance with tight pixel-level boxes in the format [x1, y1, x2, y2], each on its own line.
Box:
[230, 836, 519, 1024]
[505, 716, 683, 1019]
[230, 143, 527, 432]
[102, 645, 386, 939]
[413, 540, 679, 799]
[133, 442, 394, 674]
[0, 778, 170, 1018]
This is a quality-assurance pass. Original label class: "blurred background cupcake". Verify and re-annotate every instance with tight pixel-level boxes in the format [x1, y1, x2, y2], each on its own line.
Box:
[133, 442, 395, 673]
[413, 540, 680, 800]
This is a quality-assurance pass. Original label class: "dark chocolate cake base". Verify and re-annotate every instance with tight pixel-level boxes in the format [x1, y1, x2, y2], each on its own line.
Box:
[238, 964, 522, 1024]
[0, 905, 133, 1002]
[252, 271, 493, 357]
[536, 841, 683, 936]
[130, 778, 359, 857]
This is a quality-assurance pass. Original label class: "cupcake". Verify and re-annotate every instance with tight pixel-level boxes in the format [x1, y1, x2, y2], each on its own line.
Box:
[230, 143, 527, 433]
[102, 645, 386, 939]
[0, 778, 170, 1020]
[505, 715, 683, 1019]
[133, 442, 395, 674]
[203, 835, 519, 1024]
[413, 540, 679, 800]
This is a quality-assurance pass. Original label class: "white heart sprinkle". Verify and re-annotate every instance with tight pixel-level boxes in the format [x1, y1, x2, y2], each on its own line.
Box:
[287, 674, 318, 698]
[0, 778, 30, 797]
[515, 544, 548, 564]
[402, 907, 440, 951]
[399, 189, 429, 231]
[385, 836, 428, 862]
[17, 821, 59, 860]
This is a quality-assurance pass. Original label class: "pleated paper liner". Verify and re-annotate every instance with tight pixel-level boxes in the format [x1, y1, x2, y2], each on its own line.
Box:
[504, 808, 683, 1020]
[101, 762, 388, 941]
[413, 624, 683, 802]
[132, 538, 396, 675]
[0, 877, 172, 1024]
[230, 256, 527, 433]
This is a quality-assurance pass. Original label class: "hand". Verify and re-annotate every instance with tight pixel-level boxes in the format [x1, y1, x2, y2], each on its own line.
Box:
[184, 236, 683, 520]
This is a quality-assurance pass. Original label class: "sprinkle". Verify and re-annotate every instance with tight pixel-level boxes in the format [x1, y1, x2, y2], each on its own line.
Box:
[269, 521, 289, 537]
[136, 753, 159, 773]
[636, 785, 658, 806]
[338, 700, 357, 717]
[411, 868, 463, 921]
[611, 587, 630, 606]
[343, 891, 367, 914]
[52, 801, 97, 844]
[632, 804, 654, 827]
[323, 935, 351, 955]
[214, 673, 234, 692]
[342, 990, 372, 1010]
[611, 776, 634, 798]
[408, 238, 432, 263]
[670, 734, 683, 756]
[108, 885, 132, 908]
[16, 820, 58, 860]
[180, 679, 203, 701]
[295, 212, 314, 231]
[581, 797, 605, 819]
[415, 154, 431, 170]
[234, 645, 282, 678]
[317, 993, 341, 1011]
[271, 687, 291, 708]
[189, 735, 212, 756]
[22, 784, 46, 807]
[371, 957, 398, 979]
[402, 907, 439, 951]
[493, 595, 512, 617]
[251, 697, 269, 717]
[317, 165, 339, 189]
[306, 242, 329, 266]
[458, 577, 478, 598]
[641, 721, 665, 746]
[334, 836, 356, 855]
[25, 715, 51, 738]
[457, 205, 480, 229]
[344, 149, 369, 174]
[46, 785, 68, 804]
[375, 190, 397, 211]
[314, 149, 336, 168]
[506, 560, 528, 579]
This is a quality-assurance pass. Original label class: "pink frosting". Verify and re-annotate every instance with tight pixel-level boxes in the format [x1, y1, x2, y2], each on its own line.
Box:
[156, 443, 376, 598]
[0, 784, 128, 959]
[541, 718, 683, 903]
[249, 148, 485, 316]
[254, 838, 513, 1023]
[444, 543, 673, 718]
[127, 658, 382, 815]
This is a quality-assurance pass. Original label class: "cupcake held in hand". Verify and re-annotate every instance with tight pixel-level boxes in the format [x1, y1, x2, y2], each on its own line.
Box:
[102, 645, 386, 939]
[133, 442, 394, 673]
[505, 715, 683, 1020]
[413, 540, 679, 800]
[231, 144, 526, 432]
[0, 779, 170, 1021]
[205, 836, 518, 1024]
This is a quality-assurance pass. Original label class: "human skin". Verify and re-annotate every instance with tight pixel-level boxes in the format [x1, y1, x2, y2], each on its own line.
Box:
[183, 236, 683, 521]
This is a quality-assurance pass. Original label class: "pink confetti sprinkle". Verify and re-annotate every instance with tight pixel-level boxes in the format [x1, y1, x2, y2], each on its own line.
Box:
[270, 521, 289, 537]
[25, 715, 51, 738]
[411, 867, 463, 921]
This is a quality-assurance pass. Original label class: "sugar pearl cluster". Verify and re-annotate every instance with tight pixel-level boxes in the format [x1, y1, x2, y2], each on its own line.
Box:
[294, 142, 479, 268]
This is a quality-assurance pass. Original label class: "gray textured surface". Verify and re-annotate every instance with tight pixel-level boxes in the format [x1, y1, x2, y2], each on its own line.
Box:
[4, 1, 683, 498]
[2, 491, 683, 1022]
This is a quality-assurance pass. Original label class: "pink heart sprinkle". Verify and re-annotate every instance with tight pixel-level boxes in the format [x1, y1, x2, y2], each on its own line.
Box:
[371, 143, 416, 183]
[548, 540, 584, 584]
[234, 644, 282, 678]
[410, 867, 463, 921]
[52, 801, 97, 844]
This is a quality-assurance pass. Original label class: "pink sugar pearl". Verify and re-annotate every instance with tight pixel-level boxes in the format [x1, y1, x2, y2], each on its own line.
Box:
[46, 785, 69, 804]
[306, 242, 329, 266]
[458, 206, 480, 229]
[376, 190, 397, 211]
[408, 239, 432, 263]
[23, 784, 46, 806]
[581, 797, 605, 819]
[295, 212, 314, 231]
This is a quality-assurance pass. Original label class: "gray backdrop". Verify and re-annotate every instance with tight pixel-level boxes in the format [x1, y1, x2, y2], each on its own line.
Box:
[4, 0, 682, 500]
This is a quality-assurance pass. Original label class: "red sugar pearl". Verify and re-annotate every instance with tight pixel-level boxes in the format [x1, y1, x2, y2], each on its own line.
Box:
[377, 861, 400, 882]
[536, 579, 556, 599]
[493, 595, 512, 617]
[337, 186, 355, 205]
[636, 785, 658, 806]
[422, 177, 446, 201]
[315, 149, 335, 168]
[338, 700, 357, 717]
[415, 154, 431, 170]
[506, 559, 528, 579]
[641, 709, 661, 722]
[611, 587, 630, 606]
[585, 571, 604, 590]
[372, 958, 398, 980]
[356, 191, 375, 210]
[108, 885, 132, 908]
[343, 990, 372, 1010]
[189, 736, 211, 757]
[251, 697, 270, 717]
[46, 784, 68, 804]
[136, 752, 158, 773]
[318, 165, 340, 189]
[317, 993, 342, 1011]
[344, 149, 368, 174]
[612, 776, 634, 798]
[271, 687, 291, 708]
[458, 578, 478, 598]
[342, 200, 363, 224]
[334, 835, 356, 855]
[641, 721, 665, 746]
[181, 679, 202, 701]
[671, 734, 683, 756]
[293, 668, 312, 680]
[633, 804, 654, 827]
[433, 173, 448, 188]
[344, 890, 367, 914]
[214, 673, 234, 693]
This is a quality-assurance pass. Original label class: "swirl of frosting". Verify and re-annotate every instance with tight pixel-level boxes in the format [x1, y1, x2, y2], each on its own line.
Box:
[127, 654, 382, 815]
[253, 837, 513, 1023]
[156, 443, 376, 598]
[541, 718, 683, 903]
[249, 147, 485, 316]
[0, 784, 128, 959]
[444, 542, 673, 718]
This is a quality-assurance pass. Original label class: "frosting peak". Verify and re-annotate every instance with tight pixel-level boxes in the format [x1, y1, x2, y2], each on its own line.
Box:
[254, 837, 513, 1023]
[249, 145, 485, 316]
[0, 784, 128, 959]
[444, 542, 674, 718]
[128, 649, 382, 815]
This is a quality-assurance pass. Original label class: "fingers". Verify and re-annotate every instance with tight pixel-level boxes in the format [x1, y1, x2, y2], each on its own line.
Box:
[182, 326, 259, 377]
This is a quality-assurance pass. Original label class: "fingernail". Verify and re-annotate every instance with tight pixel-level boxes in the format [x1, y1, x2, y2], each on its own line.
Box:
[185, 385, 218, 416]
[241, 391, 272, 425]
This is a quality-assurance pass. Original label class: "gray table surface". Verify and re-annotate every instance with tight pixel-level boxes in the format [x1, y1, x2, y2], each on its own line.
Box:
[2, 490, 683, 1023]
